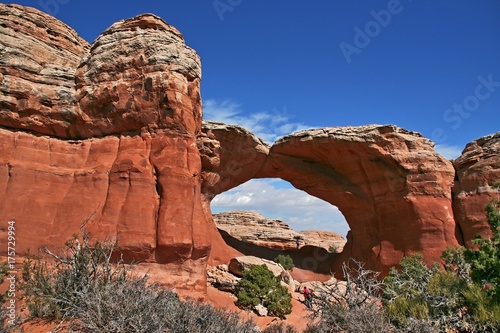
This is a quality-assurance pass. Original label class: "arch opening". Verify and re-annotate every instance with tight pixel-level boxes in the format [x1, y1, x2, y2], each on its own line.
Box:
[211, 178, 349, 237]
[209, 178, 349, 276]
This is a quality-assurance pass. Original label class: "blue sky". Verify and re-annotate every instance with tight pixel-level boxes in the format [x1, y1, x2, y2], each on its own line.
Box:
[6, 1, 500, 237]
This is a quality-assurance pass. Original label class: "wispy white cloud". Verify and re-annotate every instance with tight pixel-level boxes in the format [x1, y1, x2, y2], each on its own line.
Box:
[203, 99, 310, 143]
[434, 143, 463, 160]
[211, 179, 349, 238]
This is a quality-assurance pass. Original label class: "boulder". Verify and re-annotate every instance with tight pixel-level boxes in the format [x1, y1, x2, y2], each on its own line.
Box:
[254, 304, 268, 317]
[207, 265, 240, 292]
[228, 256, 284, 277]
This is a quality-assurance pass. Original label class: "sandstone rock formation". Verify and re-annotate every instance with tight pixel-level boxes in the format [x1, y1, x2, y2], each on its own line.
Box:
[1, 4, 498, 296]
[0, 4, 208, 293]
[207, 264, 240, 293]
[453, 133, 500, 245]
[199, 120, 270, 266]
[0, 4, 89, 137]
[299, 230, 346, 253]
[213, 210, 345, 251]
[201, 124, 459, 274]
[0, 4, 201, 139]
[199, 121, 270, 199]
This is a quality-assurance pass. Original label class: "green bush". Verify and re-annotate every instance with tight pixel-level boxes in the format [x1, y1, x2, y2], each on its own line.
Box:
[465, 199, 500, 302]
[236, 264, 292, 318]
[462, 283, 500, 330]
[274, 254, 294, 271]
[328, 245, 339, 254]
[383, 254, 472, 331]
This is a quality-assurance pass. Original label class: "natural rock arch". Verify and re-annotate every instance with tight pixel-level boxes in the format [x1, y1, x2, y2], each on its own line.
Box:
[199, 121, 459, 274]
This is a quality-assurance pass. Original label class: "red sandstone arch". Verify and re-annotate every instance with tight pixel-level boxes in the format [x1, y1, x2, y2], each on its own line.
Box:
[199, 121, 459, 274]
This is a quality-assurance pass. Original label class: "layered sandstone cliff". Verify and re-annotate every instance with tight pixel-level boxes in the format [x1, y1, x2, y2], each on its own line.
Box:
[213, 210, 345, 251]
[0, 4, 208, 293]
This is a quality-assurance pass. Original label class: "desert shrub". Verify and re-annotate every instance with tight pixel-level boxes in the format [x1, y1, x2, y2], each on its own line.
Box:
[384, 250, 500, 332]
[461, 283, 500, 331]
[383, 254, 470, 331]
[0, 262, 6, 299]
[266, 284, 293, 318]
[237, 264, 293, 318]
[76, 277, 259, 333]
[20, 228, 260, 333]
[274, 254, 294, 271]
[169, 300, 259, 333]
[21, 233, 127, 319]
[262, 321, 298, 333]
[309, 260, 391, 333]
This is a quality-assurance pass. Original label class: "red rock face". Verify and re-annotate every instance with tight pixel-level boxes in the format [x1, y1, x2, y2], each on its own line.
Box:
[198, 121, 271, 266]
[453, 133, 500, 245]
[198, 121, 270, 199]
[0, 4, 208, 293]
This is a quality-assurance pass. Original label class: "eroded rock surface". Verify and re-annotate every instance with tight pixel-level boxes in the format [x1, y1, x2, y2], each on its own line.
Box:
[0, 5, 201, 139]
[0, 4, 89, 137]
[0, 4, 208, 293]
[268, 126, 459, 273]
[453, 133, 500, 245]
